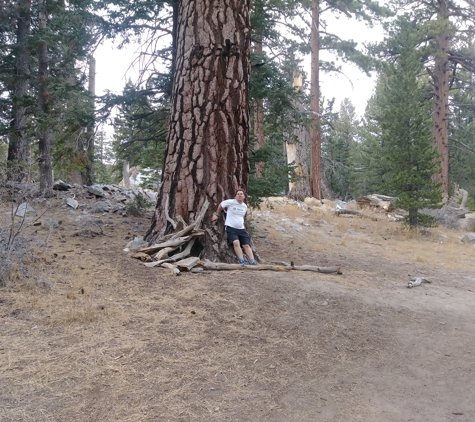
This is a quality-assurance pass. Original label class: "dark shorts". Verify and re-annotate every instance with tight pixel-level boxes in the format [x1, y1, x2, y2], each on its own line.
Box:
[225, 226, 251, 246]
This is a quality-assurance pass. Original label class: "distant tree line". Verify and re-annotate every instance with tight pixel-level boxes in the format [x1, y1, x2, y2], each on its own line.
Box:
[1, 0, 474, 236]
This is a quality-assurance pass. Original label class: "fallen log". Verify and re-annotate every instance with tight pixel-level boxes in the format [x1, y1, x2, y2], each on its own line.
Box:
[144, 259, 169, 268]
[154, 246, 179, 260]
[168, 238, 196, 262]
[200, 261, 291, 271]
[138, 236, 192, 254]
[292, 265, 341, 274]
[334, 209, 362, 217]
[160, 222, 196, 242]
[131, 252, 153, 262]
[175, 256, 200, 271]
[161, 262, 180, 276]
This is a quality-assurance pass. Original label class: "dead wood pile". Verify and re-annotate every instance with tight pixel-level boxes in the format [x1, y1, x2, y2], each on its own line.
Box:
[355, 194, 397, 211]
[130, 199, 341, 276]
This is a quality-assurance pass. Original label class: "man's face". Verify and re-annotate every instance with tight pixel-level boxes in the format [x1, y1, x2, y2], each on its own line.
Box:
[235, 191, 245, 201]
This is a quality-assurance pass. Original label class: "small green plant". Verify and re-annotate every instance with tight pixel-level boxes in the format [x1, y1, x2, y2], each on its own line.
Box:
[126, 192, 153, 216]
[465, 196, 475, 212]
[403, 213, 438, 228]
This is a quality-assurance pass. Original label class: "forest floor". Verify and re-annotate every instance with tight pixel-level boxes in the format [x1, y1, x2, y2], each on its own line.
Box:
[1, 189, 475, 422]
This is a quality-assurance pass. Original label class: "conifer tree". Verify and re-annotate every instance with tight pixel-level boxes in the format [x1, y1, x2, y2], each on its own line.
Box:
[383, 0, 475, 199]
[376, 23, 442, 226]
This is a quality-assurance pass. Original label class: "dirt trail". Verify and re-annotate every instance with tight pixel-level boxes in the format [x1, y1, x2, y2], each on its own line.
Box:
[1, 195, 475, 421]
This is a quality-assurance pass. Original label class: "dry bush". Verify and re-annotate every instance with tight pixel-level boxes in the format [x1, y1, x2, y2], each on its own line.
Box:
[0, 226, 37, 287]
[281, 203, 305, 218]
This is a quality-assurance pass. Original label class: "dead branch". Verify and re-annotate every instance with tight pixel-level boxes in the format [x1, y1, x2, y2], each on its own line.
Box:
[194, 199, 209, 228]
[175, 257, 200, 271]
[200, 261, 291, 271]
[164, 194, 177, 230]
[154, 246, 179, 260]
[138, 235, 192, 254]
[168, 238, 196, 261]
[132, 252, 153, 262]
[292, 265, 342, 274]
[161, 262, 180, 276]
[175, 215, 188, 227]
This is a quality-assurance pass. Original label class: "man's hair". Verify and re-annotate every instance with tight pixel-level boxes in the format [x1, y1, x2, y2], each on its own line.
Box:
[235, 188, 246, 196]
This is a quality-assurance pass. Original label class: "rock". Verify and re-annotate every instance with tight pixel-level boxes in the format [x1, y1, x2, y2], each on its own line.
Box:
[15, 203, 35, 217]
[53, 180, 72, 191]
[288, 223, 302, 231]
[66, 198, 79, 209]
[87, 185, 106, 197]
[407, 277, 431, 288]
[275, 225, 286, 232]
[91, 201, 112, 213]
[461, 234, 475, 245]
[126, 237, 149, 250]
[42, 218, 60, 230]
[336, 200, 347, 209]
[111, 204, 125, 213]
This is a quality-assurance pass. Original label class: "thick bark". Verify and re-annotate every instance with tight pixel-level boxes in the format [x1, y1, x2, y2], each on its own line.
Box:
[253, 41, 265, 178]
[146, 0, 251, 262]
[7, 0, 32, 180]
[38, 0, 53, 197]
[431, 0, 450, 201]
[309, 1, 322, 200]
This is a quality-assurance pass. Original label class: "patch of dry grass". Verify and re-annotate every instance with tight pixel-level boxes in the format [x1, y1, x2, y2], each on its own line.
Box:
[2, 194, 475, 421]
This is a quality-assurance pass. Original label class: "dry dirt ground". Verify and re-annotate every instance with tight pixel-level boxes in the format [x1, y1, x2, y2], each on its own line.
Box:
[1, 190, 475, 422]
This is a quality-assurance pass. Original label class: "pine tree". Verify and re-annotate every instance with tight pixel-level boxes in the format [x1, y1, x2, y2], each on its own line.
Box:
[382, 0, 475, 199]
[376, 23, 442, 227]
[322, 98, 360, 200]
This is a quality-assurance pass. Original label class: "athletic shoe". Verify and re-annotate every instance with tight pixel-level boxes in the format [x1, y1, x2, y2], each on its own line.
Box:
[250, 260, 258, 265]
[239, 259, 246, 265]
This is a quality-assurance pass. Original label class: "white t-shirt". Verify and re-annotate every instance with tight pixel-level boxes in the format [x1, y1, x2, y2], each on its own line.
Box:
[220, 199, 247, 229]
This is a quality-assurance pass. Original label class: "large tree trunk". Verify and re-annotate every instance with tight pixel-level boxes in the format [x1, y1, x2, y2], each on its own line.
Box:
[38, 0, 53, 197]
[145, 0, 251, 262]
[287, 68, 312, 201]
[431, 0, 450, 202]
[309, 0, 322, 200]
[7, 0, 32, 181]
[253, 41, 265, 178]
[85, 55, 96, 185]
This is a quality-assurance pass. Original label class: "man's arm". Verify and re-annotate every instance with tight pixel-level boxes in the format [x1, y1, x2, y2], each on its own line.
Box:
[211, 203, 224, 223]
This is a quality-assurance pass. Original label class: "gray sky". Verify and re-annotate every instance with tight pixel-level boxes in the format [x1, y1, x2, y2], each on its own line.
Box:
[94, 13, 384, 129]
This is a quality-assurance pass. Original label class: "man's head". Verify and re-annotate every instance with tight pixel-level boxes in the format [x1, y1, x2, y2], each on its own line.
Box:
[235, 189, 246, 203]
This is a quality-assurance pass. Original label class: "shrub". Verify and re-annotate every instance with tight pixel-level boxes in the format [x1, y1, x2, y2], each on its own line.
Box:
[126, 193, 153, 216]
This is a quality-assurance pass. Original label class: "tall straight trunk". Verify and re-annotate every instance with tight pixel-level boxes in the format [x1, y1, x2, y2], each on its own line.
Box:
[85, 55, 96, 185]
[431, 0, 450, 201]
[8, 0, 32, 180]
[253, 41, 265, 178]
[310, 0, 322, 200]
[146, 0, 251, 262]
[38, 0, 53, 197]
[287, 69, 311, 201]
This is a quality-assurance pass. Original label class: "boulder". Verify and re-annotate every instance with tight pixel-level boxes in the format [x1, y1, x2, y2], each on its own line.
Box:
[461, 234, 475, 245]
[91, 201, 112, 213]
[87, 185, 106, 197]
[15, 203, 35, 217]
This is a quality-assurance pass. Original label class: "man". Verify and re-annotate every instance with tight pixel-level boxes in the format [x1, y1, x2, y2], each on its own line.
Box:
[211, 189, 258, 265]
